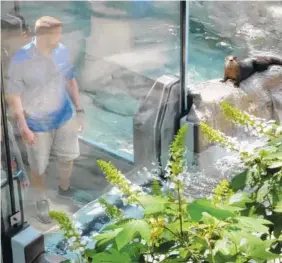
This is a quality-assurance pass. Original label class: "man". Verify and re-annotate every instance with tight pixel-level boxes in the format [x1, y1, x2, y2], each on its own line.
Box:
[6, 16, 86, 224]
[1, 12, 32, 190]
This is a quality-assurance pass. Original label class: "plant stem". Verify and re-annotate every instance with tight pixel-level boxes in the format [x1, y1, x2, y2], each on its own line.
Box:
[205, 237, 215, 263]
[164, 226, 180, 239]
[135, 198, 145, 209]
[177, 181, 184, 239]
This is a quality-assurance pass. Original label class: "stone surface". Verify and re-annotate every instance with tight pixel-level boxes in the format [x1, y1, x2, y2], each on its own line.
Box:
[187, 65, 282, 152]
[184, 66, 282, 197]
[240, 65, 282, 123]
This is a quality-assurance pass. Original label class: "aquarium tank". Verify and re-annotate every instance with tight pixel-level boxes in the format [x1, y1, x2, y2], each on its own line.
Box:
[1, 1, 282, 262]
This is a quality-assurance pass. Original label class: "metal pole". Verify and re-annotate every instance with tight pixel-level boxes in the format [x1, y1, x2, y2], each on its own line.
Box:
[14, 1, 20, 13]
[180, 0, 187, 117]
[1, 62, 17, 216]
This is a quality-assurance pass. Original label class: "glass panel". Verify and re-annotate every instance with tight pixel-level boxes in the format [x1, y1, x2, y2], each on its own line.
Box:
[1, 0, 180, 248]
[185, 1, 282, 198]
[11, 1, 181, 162]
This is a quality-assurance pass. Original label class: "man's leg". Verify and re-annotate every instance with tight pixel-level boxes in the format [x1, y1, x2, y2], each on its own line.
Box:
[53, 117, 93, 205]
[29, 169, 46, 200]
[53, 117, 79, 195]
[57, 159, 73, 191]
[26, 131, 53, 224]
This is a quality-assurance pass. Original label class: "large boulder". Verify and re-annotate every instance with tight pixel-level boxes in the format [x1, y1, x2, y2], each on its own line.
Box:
[183, 66, 282, 197]
[187, 65, 282, 152]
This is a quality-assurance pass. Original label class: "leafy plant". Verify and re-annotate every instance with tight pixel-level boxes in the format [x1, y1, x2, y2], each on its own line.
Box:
[50, 102, 282, 263]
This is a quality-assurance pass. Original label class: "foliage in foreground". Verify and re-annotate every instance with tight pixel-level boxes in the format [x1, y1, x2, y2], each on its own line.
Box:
[50, 102, 282, 263]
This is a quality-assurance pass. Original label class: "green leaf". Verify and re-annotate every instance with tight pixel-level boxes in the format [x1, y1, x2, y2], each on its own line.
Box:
[115, 220, 150, 250]
[262, 152, 282, 161]
[188, 236, 207, 251]
[233, 216, 272, 234]
[268, 161, 282, 169]
[136, 195, 169, 215]
[166, 220, 190, 235]
[256, 181, 270, 203]
[273, 214, 282, 238]
[274, 200, 282, 213]
[228, 192, 253, 208]
[94, 228, 123, 250]
[91, 248, 132, 263]
[165, 204, 179, 215]
[230, 169, 249, 191]
[102, 218, 132, 231]
[120, 243, 147, 262]
[200, 212, 229, 230]
[224, 231, 279, 261]
[213, 239, 237, 261]
[179, 247, 189, 259]
[187, 199, 234, 222]
[216, 204, 244, 213]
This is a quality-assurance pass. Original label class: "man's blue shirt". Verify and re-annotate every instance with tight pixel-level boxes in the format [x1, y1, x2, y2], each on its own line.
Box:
[7, 38, 75, 132]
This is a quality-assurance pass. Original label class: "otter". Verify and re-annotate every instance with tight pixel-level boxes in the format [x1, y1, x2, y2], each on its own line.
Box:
[221, 55, 282, 87]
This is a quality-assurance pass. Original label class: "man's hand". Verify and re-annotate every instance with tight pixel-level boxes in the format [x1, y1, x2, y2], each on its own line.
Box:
[21, 127, 37, 145]
[20, 175, 30, 189]
[76, 111, 85, 133]
[8, 95, 37, 144]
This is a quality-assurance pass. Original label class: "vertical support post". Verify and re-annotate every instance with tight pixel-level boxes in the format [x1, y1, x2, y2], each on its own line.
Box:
[179, 0, 187, 118]
[14, 1, 20, 13]
[1, 62, 17, 217]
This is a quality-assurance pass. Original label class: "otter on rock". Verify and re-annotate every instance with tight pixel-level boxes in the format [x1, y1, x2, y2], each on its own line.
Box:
[221, 55, 282, 87]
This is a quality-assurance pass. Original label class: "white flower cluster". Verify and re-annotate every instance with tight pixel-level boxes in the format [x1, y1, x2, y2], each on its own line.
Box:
[65, 221, 95, 263]
[215, 132, 265, 156]
[145, 254, 166, 263]
[136, 163, 161, 181]
[223, 136, 241, 152]
[235, 113, 282, 138]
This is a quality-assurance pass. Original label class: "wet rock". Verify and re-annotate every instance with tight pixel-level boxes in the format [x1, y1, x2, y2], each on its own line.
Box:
[186, 65, 282, 152]
[184, 66, 282, 196]
[85, 90, 139, 117]
[240, 65, 282, 123]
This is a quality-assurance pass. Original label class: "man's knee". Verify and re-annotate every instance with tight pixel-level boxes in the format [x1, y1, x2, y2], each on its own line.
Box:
[58, 159, 73, 168]
[30, 168, 45, 181]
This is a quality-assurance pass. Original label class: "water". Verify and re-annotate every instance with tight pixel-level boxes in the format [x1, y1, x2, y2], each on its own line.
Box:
[11, 1, 235, 162]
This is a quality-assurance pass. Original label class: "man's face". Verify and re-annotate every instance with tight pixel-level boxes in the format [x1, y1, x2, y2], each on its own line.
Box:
[46, 26, 62, 49]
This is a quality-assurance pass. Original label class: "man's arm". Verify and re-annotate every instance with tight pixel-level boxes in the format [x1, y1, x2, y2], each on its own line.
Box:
[6, 60, 36, 144]
[8, 94, 36, 144]
[66, 77, 84, 132]
[8, 94, 29, 132]
[66, 77, 82, 110]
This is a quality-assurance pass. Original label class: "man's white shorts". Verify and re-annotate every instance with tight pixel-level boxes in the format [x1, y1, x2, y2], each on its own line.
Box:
[26, 117, 80, 175]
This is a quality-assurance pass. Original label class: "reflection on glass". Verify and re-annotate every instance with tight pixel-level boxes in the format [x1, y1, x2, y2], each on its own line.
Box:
[15, 1, 180, 161]
[1, 0, 181, 235]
